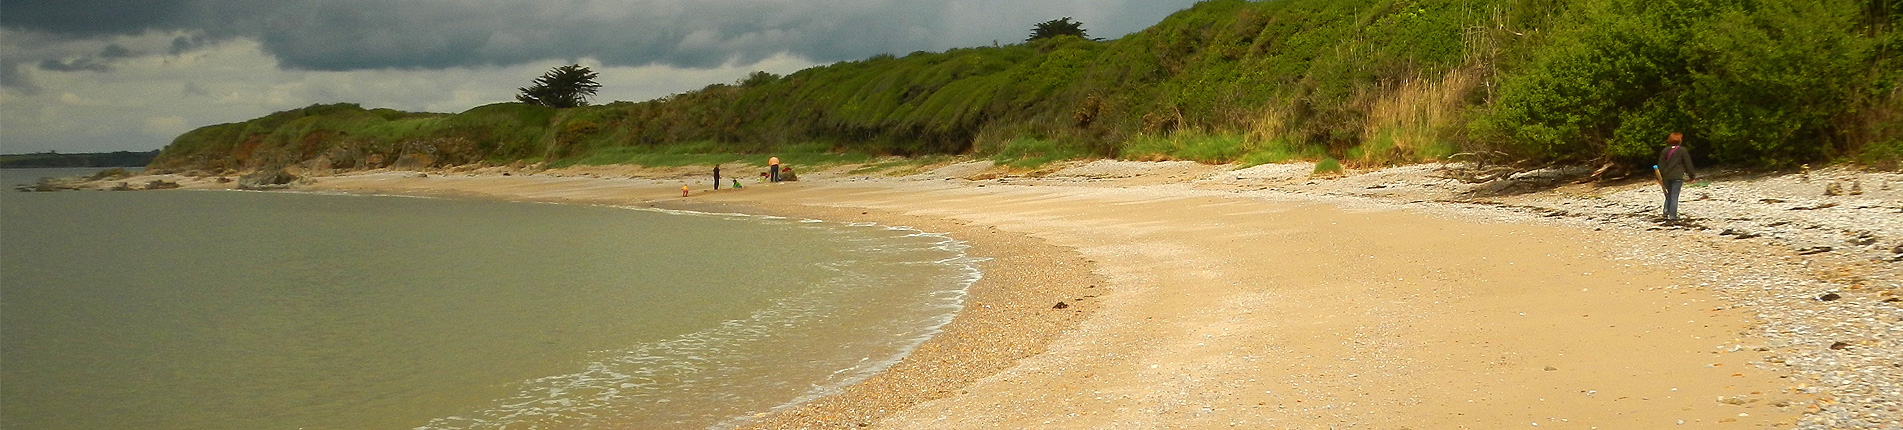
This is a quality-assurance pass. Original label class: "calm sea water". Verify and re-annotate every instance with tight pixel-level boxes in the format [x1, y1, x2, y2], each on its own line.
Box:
[0, 168, 977, 430]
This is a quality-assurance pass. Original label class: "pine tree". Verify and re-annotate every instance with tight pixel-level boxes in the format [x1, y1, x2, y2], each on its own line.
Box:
[516, 64, 601, 108]
[1027, 17, 1089, 42]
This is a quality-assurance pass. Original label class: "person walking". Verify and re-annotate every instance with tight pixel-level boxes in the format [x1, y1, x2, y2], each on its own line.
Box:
[713, 164, 721, 190]
[1655, 132, 1697, 221]
[768, 156, 781, 182]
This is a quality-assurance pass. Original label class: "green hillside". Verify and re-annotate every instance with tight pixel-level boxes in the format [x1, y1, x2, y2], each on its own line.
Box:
[150, 0, 1903, 174]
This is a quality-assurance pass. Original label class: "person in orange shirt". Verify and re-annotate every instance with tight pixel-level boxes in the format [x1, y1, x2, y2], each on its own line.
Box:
[768, 156, 781, 182]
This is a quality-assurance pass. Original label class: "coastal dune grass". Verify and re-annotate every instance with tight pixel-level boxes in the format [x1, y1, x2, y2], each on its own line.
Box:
[846, 155, 962, 176]
[1122, 131, 1331, 167]
[988, 137, 1092, 168]
[557, 141, 876, 169]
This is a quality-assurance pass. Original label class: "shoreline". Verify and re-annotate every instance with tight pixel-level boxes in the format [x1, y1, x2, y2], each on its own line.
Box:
[657, 199, 1106, 429]
[52, 161, 1903, 428]
[284, 172, 1108, 428]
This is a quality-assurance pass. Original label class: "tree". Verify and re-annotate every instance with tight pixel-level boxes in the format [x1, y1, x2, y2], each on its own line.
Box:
[516, 64, 601, 108]
[1027, 17, 1089, 42]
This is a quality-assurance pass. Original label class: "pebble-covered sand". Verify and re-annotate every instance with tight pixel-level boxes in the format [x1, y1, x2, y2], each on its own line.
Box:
[1017, 160, 1902, 429]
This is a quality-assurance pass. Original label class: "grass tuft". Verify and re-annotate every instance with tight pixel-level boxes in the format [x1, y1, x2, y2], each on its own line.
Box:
[1313, 157, 1344, 176]
[990, 137, 1091, 168]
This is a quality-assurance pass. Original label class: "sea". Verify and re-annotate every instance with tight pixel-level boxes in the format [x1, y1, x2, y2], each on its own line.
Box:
[0, 167, 979, 430]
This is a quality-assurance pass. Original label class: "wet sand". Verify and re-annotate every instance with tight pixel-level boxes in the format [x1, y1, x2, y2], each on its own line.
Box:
[295, 169, 1813, 429]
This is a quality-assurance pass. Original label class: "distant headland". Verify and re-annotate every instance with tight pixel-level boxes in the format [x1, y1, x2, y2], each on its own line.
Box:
[0, 150, 160, 169]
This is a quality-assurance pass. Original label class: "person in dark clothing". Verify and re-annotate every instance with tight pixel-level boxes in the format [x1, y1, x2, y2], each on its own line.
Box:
[713, 164, 721, 190]
[1655, 132, 1697, 221]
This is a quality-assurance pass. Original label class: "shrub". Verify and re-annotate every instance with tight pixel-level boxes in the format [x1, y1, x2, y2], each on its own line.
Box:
[1476, 0, 1876, 168]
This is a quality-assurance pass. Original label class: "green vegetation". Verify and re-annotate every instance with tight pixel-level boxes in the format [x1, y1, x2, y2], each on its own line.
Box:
[152, 0, 1903, 174]
[1, 150, 160, 168]
[555, 142, 874, 168]
[1123, 132, 1250, 164]
[846, 155, 962, 176]
[990, 137, 1093, 168]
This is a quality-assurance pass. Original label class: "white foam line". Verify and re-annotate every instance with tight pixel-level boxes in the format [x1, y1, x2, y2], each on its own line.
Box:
[413, 206, 984, 430]
[713, 244, 984, 430]
[269, 189, 452, 200]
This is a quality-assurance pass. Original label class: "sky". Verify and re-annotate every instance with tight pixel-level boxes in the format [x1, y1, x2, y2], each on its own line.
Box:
[0, 0, 1200, 154]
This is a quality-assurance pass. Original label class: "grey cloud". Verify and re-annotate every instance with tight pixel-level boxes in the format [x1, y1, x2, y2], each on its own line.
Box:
[5, 0, 1199, 71]
[182, 81, 209, 97]
[39, 57, 112, 72]
[169, 34, 212, 55]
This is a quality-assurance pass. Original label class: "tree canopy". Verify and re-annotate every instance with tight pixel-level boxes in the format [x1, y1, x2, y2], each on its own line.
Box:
[1027, 17, 1089, 42]
[516, 64, 601, 109]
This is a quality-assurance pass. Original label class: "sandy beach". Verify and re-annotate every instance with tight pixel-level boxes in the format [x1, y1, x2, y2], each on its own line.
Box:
[74, 160, 1900, 429]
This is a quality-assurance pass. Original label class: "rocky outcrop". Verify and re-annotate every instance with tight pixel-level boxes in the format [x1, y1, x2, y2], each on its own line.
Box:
[14, 178, 78, 192]
[237, 168, 298, 190]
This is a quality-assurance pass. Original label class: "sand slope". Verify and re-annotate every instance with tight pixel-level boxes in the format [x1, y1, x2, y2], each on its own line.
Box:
[708, 182, 1803, 429]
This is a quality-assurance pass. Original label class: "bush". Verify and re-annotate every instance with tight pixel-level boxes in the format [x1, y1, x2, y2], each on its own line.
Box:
[1476, 0, 1876, 168]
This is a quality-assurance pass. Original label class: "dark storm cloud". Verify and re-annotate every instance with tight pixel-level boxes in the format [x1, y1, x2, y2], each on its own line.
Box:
[3, 0, 1198, 71]
[0, 0, 193, 36]
[99, 44, 136, 58]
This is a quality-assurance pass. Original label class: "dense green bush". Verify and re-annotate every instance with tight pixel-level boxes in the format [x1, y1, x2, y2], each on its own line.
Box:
[1476, 0, 1882, 167]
